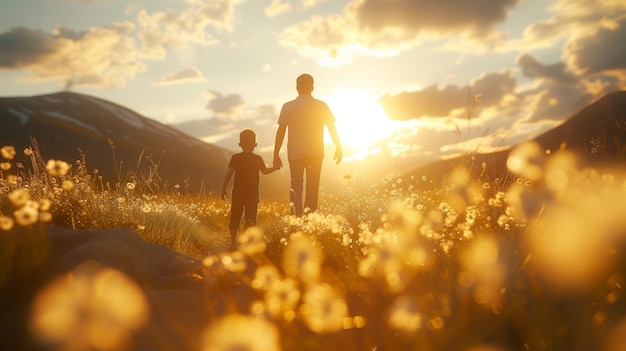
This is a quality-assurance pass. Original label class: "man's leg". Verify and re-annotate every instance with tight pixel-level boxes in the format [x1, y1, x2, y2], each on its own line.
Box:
[304, 156, 323, 213]
[229, 196, 244, 250]
[289, 159, 305, 216]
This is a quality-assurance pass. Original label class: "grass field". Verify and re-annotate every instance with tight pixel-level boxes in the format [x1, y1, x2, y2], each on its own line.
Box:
[2, 141, 626, 351]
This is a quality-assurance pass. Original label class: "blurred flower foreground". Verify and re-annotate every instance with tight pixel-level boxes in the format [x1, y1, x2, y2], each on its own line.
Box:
[2, 141, 626, 351]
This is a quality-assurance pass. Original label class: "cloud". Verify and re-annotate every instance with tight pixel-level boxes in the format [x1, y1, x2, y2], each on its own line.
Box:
[565, 17, 626, 75]
[176, 102, 279, 152]
[205, 90, 246, 117]
[351, 0, 519, 38]
[504, 80, 591, 125]
[512, 13, 626, 112]
[374, 0, 626, 148]
[580, 73, 624, 97]
[0, 27, 57, 68]
[280, 15, 373, 66]
[517, 54, 577, 84]
[136, 0, 243, 58]
[500, 0, 626, 52]
[378, 85, 465, 120]
[0, 0, 247, 88]
[256, 104, 278, 121]
[375, 63, 597, 148]
[265, 0, 326, 17]
[265, 0, 292, 17]
[482, 2, 626, 129]
[302, 0, 327, 8]
[279, 15, 363, 66]
[387, 82, 592, 159]
[61, 0, 107, 3]
[0, 24, 145, 89]
[153, 66, 204, 85]
[278, 0, 521, 65]
[378, 70, 516, 120]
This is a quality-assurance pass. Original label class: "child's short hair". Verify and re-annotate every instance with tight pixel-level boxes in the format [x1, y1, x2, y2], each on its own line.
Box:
[239, 128, 256, 147]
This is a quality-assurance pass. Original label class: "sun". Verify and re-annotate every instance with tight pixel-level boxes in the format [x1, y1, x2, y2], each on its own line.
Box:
[324, 89, 396, 160]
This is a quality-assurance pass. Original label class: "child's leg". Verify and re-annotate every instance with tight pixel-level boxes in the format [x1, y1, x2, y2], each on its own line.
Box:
[243, 199, 259, 229]
[229, 196, 244, 250]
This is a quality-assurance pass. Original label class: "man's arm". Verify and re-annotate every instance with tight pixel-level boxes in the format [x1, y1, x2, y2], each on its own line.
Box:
[327, 123, 343, 164]
[273, 124, 287, 168]
[220, 167, 234, 200]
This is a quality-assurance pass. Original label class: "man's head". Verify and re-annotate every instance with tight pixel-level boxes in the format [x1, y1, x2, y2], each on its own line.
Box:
[239, 128, 257, 151]
[296, 74, 314, 95]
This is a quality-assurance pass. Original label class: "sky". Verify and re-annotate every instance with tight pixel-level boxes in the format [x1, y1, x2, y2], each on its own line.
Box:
[1, 0, 626, 173]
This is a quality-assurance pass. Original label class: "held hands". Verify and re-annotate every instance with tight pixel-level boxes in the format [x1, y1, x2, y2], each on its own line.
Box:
[273, 155, 283, 169]
[273, 152, 342, 165]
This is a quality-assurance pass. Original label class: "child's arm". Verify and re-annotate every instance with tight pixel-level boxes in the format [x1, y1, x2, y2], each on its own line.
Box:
[260, 164, 280, 175]
[221, 167, 235, 200]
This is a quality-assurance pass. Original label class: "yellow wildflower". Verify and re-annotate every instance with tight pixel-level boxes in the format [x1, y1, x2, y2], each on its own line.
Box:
[201, 314, 281, 351]
[282, 233, 322, 283]
[0, 216, 14, 231]
[1, 145, 16, 160]
[30, 265, 148, 351]
[300, 282, 348, 333]
[9, 188, 30, 208]
[62, 180, 74, 191]
[13, 200, 39, 226]
[45, 159, 70, 177]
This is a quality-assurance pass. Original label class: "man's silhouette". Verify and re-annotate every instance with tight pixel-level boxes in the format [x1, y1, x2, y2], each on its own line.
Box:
[273, 73, 342, 216]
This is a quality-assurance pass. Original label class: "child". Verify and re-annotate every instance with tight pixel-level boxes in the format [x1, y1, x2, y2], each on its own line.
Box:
[221, 128, 279, 250]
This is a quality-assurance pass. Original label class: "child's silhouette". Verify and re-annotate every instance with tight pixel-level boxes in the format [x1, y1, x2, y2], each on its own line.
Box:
[221, 129, 279, 250]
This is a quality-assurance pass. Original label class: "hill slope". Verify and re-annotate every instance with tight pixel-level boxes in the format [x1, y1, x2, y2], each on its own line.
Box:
[401, 90, 626, 186]
[0, 92, 232, 194]
[533, 90, 626, 163]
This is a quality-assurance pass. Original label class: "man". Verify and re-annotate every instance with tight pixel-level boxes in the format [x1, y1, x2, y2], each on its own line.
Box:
[273, 73, 342, 216]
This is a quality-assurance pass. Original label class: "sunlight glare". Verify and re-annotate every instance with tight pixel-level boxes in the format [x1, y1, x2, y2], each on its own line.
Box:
[325, 89, 397, 161]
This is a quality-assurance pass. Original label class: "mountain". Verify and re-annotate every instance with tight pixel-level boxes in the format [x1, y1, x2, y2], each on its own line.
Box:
[3, 90, 625, 197]
[401, 90, 626, 186]
[533, 90, 626, 163]
[0, 92, 234, 194]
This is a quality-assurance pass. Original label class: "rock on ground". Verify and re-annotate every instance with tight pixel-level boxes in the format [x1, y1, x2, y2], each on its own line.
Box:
[0, 226, 216, 351]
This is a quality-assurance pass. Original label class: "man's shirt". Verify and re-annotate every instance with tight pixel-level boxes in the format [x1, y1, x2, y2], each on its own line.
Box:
[278, 95, 335, 161]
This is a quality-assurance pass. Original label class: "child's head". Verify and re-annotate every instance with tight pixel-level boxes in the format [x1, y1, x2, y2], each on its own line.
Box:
[239, 128, 257, 151]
